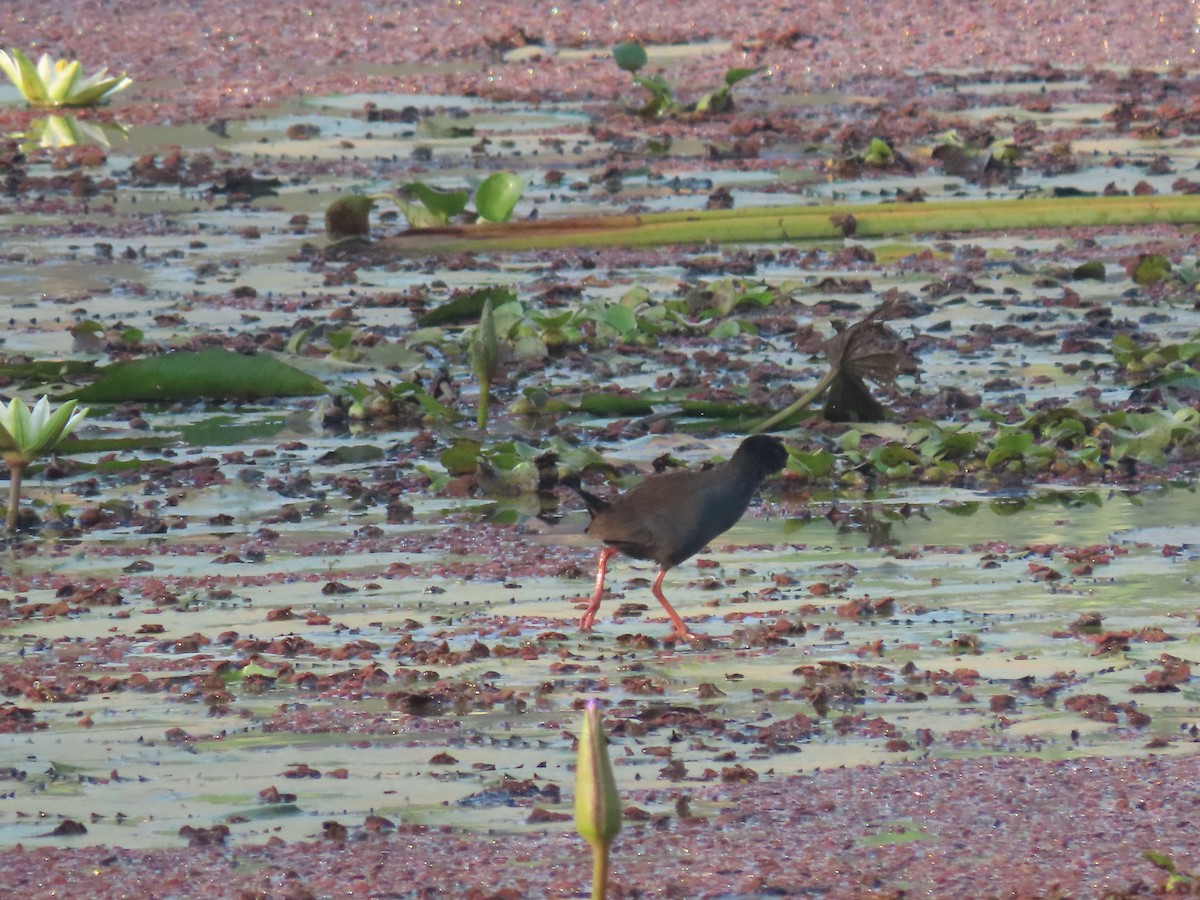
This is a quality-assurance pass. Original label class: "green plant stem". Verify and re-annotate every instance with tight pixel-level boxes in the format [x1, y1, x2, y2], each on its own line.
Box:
[477, 378, 490, 431]
[363, 194, 1200, 257]
[591, 843, 609, 900]
[6, 462, 23, 533]
[753, 368, 838, 433]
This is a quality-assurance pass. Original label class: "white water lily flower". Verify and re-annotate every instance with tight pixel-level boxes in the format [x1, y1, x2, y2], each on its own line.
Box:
[0, 48, 132, 108]
[0, 396, 89, 464]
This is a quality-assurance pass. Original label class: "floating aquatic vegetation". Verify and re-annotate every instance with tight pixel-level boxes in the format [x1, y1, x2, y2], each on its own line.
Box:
[612, 40, 763, 118]
[325, 173, 526, 239]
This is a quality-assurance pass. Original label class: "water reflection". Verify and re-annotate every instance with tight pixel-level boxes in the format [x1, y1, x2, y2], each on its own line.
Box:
[17, 114, 128, 151]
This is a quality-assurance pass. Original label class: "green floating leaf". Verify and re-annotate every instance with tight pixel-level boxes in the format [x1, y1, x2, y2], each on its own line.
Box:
[724, 66, 765, 87]
[418, 286, 516, 328]
[708, 319, 742, 340]
[178, 414, 291, 447]
[875, 442, 922, 467]
[1132, 253, 1172, 286]
[612, 41, 648, 73]
[71, 348, 326, 403]
[985, 427, 1034, 468]
[318, 445, 386, 465]
[1142, 369, 1200, 391]
[237, 661, 274, 681]
[474, 172, 526, 223]
[787, 448, 835, 478]
[577, 393, 655, 416]
[604, 304, 638, 336]
[61, 435, 174, 455]
[404, 182, 470, 223]
[0, 359, 98, 382]
[441, 438, 482, 476]
[936, 431, 978, 460]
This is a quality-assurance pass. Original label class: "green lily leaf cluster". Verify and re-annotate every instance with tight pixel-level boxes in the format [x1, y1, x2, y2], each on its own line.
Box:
[612, 41, 764, 119]
[396, 172, 526, 226]
[439, 436, 607, 487]
[0, 49, 132, 108]
[1112, 332, 1200, 389]
[785, 397, 1200, 489]
[326, 174, 527, 239]
[930, 129, 1022, 180]
[341, 379, 457, 426]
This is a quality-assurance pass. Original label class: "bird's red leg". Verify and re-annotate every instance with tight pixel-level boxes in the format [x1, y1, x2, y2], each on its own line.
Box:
[651, 569, 700, 641]
[579, 546, 617, 632]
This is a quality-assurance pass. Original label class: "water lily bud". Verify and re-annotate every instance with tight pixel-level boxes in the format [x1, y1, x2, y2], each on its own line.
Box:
[472, 298, 500, 383]
[575, 698, 621, 851]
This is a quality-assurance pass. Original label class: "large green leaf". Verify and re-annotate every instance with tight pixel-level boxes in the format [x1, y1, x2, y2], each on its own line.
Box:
[724, 66, 765, 87]
[473, 172, 526, 223]
[417, 286, 517, 327]
[71, 348, 326, 402]
[440, 438, 482, 476]
[577, 393, 654, 416]
[404, 182, 470, 223]
[178, 414, 292, 446]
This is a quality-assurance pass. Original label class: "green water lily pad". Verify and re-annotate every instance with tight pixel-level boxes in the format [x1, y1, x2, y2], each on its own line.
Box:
[418, 286, 516, 328]
[178, 415, 291, 446]
[70, 348, 326, 402]
[441, 438, 483, 475]
[318, 444, 386, 465]
[405, 182, 470, 223]
[473, 172, 525, 223]
[0, 359, 98, 384]
[577, 393, 655, 416]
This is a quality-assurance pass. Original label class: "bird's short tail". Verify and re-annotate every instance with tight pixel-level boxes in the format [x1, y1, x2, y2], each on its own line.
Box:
[560, 471, 610, 517]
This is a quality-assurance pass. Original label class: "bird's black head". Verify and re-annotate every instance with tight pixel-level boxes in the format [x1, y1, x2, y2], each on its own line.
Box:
[734, 434, 789, 477]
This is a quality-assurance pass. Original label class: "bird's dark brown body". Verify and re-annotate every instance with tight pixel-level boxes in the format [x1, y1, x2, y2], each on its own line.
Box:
[570, 435, 788, 640]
